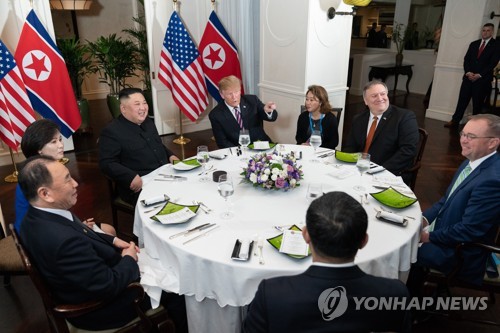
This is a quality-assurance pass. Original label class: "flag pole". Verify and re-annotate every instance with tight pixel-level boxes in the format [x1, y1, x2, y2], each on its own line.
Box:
[173, 109, 191, 145]
[4, 148, 19, 183]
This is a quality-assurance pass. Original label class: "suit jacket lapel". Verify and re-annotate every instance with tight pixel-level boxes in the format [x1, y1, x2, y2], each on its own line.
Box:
[223, 104, 239, 129]
[371, 106, 392, 143]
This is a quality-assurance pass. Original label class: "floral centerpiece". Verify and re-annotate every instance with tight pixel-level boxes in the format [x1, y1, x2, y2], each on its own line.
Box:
[241, 151, 303, 190]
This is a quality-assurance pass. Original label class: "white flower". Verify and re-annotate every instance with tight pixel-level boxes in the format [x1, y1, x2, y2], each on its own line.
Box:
[271, 174, 278, 181]
[261, 174, 268, 182]
[272, 167, 280, 175]
[249, 173, 257, 183]
[264, 168, 270, 175]
[290, 179, 296, 186]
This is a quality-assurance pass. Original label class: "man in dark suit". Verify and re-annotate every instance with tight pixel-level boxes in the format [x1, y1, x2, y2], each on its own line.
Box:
[408, 115, 500, 294]
[344, 80, 419, 179]
[445, 23, 500, 128]
[209, 75, 278, 148]
[18, 156, 188, 331]
[99, 88, 179, 204]
[243, 192, 411, 333]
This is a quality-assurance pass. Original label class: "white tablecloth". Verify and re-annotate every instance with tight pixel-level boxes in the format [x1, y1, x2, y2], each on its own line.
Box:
[134, 145, 421, 333]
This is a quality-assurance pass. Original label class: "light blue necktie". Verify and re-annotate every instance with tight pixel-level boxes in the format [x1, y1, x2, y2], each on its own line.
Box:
[428, 164, 472, 232]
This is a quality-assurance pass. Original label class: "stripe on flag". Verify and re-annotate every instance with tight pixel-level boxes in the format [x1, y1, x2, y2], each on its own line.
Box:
[158, 11, 208, 122]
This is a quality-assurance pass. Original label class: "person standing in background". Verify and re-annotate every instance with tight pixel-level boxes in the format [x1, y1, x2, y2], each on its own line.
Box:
[444, 23, 500, 128]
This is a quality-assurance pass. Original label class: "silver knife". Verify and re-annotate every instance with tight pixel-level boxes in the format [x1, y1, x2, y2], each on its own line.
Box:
[158, 174, 188, 180]
[183, 225, 220, 245]
[169, 223, 211, 239]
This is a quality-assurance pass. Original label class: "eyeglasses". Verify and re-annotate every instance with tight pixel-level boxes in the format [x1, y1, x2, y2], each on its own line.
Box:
[459, 131, 496, 140]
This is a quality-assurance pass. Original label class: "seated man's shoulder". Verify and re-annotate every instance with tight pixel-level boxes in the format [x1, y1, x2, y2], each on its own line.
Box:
[363, 274, 410, 297]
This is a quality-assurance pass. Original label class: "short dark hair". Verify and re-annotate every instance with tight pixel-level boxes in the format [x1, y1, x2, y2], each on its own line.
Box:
[483, 23, 494, 29]
[306, 192, 368, 259]
[18, 155, 57, 202]
[21, 119, 60, 158]
[119, 87, 144, 102]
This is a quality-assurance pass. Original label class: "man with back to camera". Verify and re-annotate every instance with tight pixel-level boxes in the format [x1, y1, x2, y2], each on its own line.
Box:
[407, 114, 500, 295]
[243, 191, 411, 333]
[444, 23, 500, 128]
[209, 75, 278, 148]
[17, 155, 187, 331]
[343, 80, 419, 183]
[99, 87, 179, 205]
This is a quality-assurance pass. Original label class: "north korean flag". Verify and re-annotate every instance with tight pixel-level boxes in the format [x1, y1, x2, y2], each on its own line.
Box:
[199, 11, 244, 102]
[15, 10, 81, 138]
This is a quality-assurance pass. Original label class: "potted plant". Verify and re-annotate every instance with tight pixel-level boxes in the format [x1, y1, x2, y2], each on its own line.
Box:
[392, 22, 407, 66]
[87, 34, 138, 118]
[123, 0, 153, 117]
[57, 37, 95, 133]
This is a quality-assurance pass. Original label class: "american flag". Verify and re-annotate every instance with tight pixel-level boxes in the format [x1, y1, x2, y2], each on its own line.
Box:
[0, 40, 35, 151]
[158, 11, 208, 122]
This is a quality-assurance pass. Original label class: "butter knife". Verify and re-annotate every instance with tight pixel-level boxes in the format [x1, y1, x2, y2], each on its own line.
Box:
[169, 223, 211, 239]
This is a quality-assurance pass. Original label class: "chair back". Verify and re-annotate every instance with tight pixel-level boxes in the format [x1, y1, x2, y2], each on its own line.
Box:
[300, 105, 343, 123]
[1, 204, 26, 287]
[106, 176, 135, 235]
[9, 224, 71, 333]
[401, 127, 428, 190]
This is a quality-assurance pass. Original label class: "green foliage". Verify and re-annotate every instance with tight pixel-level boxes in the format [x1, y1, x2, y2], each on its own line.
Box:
[123, 14, 150, 91]
[57, 37, 95, 100]
[87, 34, 138, 95]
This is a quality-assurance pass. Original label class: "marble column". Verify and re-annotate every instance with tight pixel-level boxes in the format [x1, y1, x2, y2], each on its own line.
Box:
[259, 0, 353, 148]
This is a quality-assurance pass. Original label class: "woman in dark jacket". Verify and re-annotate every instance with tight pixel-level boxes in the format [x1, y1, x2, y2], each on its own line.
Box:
[295, 85, 339, 149]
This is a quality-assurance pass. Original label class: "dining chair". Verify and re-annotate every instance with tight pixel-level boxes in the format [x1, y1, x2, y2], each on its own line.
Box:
[106, 176, 135, 236]
[400, 127, 428, 191]
[423, 227, 500, 326]
[9, 224, 175, 333]
[299, 105, 343, 123]
[0, 203, 26, 287]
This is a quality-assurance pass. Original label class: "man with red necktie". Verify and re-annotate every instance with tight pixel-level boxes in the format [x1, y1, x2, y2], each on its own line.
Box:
[444, 23, 500, 128]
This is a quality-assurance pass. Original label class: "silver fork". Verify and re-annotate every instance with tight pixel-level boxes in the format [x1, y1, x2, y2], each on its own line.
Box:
[193, 201, 209, 214]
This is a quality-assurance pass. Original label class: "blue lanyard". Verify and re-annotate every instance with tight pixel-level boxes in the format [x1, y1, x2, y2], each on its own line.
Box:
[309, 113, 324, 135]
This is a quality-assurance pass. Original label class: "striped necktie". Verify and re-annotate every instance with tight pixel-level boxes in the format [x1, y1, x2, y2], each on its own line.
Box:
[234, 107, 243, 129]
[428, 164, 472, 232]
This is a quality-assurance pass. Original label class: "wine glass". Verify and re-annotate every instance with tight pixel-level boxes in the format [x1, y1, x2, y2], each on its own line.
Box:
[218, 174, 234, 219]
[196, 145, 210, 182]
[309, 130, 322, 162]
[353, 153, 370, 192]
[238, 129, 250, 161]
[306, 183, 323, 203]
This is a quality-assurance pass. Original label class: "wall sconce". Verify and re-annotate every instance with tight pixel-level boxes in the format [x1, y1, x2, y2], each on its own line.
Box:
[491, 11, 500, 19]
[49, 0, 93, 10]
[327, 0, 372, 20]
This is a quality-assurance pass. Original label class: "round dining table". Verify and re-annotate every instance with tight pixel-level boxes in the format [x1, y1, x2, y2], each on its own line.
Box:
[133, 144, 421, 333]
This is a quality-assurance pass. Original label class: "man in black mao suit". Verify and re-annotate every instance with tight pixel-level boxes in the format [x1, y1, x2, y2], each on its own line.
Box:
[99, 88, 179, 204]
[445, 23, 500, 128]
[209, 75, 278, 148]
[18, 156, 145, 330]
[344, 80, 419, 180]
[243, 192, 411, 333]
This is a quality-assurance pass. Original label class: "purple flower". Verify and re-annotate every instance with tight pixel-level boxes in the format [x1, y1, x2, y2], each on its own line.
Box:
[275, 177, 285, 188]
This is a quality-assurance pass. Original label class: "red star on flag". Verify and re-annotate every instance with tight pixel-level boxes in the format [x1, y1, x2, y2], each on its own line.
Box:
[204, 45, 223, 68]
[25, 52, 48, 79]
